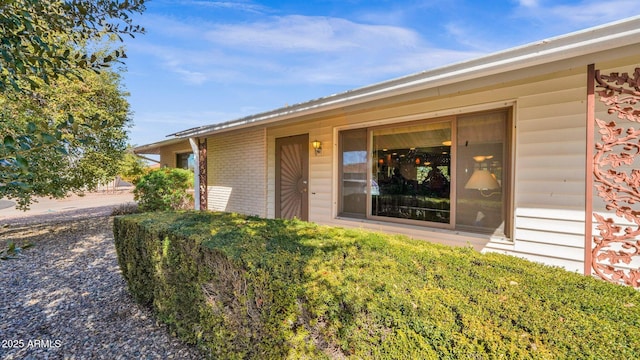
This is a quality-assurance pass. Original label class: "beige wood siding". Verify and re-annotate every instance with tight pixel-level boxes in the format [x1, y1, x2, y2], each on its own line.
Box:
[264, 56, 637, 272]
[484, 61, 639, 272]
[206, 128, 267, 217]
[158, 140, 192, 168]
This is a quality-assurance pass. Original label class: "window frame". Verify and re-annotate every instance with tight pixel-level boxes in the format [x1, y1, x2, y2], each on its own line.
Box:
[336, 107, 514, 238]
[366, 117, 456, 229]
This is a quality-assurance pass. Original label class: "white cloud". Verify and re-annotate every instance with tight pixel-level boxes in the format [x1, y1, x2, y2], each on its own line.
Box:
[204, 15, 420, 53]
[137, 14, 203, 39]
[545, 0, 640, 24]
[286, 47, 482, 87]
[173, 68, 208, 85]
[186, 0, 267, 14]
[136, 109, 245, 126]
[517, 0, 539, 7]
[443, 22, 491, 52]
[124, 1, 640, 146]
[513, 0, 640, 26]
[133, 13, 482, 87]
[130, 109, 257, 145]
[440, 0, 640, 54]
[132, 2, 640, 88]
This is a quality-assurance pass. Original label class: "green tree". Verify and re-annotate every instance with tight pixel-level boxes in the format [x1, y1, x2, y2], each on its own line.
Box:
[1, 68, 132, 209]
[118, 147, 149, 184]
[0, 0, 146, 92]
[0, 0, 146, 209]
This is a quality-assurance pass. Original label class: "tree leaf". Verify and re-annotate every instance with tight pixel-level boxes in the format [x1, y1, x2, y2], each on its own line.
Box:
[19, 141, 32, 151]
[0, 0, 142, 209]
[15, 155, 28, 170]
[41, 133, 56, 144]
[7, 181, 30, 190]
[56, 146, 69, 155]
[3, 135, 15, 148]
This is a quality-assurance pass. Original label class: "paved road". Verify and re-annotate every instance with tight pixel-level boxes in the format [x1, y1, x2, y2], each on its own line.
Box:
[0, 190, 135, 220]
[0, 199, 13, 210]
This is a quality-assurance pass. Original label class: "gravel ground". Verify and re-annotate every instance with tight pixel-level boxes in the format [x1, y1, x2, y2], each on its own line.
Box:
[0, 206, 205, 359]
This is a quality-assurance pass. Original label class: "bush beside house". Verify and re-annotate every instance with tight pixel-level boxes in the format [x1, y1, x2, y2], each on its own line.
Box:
[113, 211, 640, 359]
[133, 168, 194, 212]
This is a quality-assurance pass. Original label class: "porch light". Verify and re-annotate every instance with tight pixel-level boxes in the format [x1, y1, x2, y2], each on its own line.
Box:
[312, 140, 322, 155]
[465, 169, 500, 197]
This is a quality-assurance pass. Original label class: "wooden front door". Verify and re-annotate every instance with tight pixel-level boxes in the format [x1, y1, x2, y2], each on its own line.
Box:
[275, 134, 309, 221]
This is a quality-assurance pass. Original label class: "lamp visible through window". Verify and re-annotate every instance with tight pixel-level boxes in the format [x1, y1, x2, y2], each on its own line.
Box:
[464, 169, 500, 197]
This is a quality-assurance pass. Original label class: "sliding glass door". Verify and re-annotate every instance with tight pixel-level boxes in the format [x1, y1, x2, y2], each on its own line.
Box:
[371, 121, 452, 225]
[337, 108, 511, 236]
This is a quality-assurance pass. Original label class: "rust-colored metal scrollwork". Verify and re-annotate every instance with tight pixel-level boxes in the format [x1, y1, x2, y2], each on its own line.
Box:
[198, 138, 208, 210]
[592, 67, 640, 287]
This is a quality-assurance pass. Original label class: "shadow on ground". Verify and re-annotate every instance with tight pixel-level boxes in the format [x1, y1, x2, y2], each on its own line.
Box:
[0, 213, 203, 359]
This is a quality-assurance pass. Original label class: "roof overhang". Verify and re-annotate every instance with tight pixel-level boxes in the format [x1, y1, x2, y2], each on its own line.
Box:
[143, 15, 640, 143]
[133, 137, 188, 155]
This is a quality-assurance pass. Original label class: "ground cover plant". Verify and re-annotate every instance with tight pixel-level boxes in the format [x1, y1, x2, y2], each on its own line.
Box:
[114, 211, 640, 359]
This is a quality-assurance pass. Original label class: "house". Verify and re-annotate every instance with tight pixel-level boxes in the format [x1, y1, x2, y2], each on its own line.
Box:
[135, 16, 640, 287]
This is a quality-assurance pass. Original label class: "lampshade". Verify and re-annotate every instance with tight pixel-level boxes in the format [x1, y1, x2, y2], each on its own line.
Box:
[464, 169, 500, 190]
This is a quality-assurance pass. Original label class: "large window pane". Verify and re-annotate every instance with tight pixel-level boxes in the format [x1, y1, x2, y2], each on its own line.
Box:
[456, 110, 507, 234]
[339, 129, 367, 217]
[337, 108, 511, 237]
[371, 122, 451, 223]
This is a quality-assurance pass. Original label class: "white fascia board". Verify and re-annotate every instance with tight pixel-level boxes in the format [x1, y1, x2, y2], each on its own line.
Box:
[172, 16, 640, 139]
[133, 137, 189, 154]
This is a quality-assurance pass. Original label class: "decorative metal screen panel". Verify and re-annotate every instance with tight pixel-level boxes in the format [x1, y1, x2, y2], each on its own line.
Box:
[589, 66, 640, 287]
[276, 134, 309, 221]
[198, 138, 208, 210]
[279, 142, 304, 219]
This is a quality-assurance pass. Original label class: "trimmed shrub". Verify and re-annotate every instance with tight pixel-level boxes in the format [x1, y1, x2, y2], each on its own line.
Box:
[133, 168, 193, 212]
[114, 212, 640, 359]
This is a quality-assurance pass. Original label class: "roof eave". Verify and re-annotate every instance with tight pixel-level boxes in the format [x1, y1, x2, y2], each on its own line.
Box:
[133, 137, 189, 155]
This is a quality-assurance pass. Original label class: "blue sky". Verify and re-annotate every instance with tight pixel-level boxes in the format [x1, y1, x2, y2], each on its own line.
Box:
[122, 0, 640, 147]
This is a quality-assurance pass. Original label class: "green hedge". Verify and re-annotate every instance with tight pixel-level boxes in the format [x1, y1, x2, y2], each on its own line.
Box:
[113, 211, 640, 359]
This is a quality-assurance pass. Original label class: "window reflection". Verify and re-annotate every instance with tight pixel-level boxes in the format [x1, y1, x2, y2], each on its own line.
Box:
[456, 111, 507, 233]
[337, 108, 510, 236]
[372, 122, 451, 223]
[339, 129, 367, 217]
[177, 152, 195, 171]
